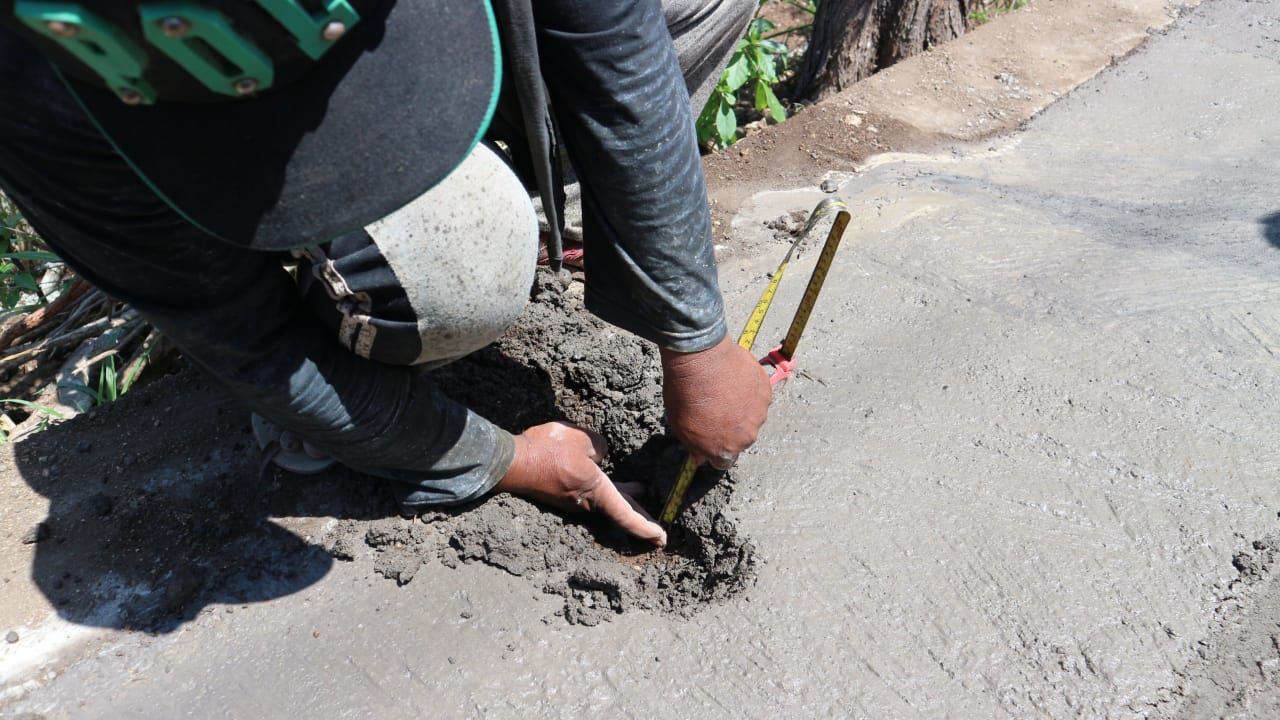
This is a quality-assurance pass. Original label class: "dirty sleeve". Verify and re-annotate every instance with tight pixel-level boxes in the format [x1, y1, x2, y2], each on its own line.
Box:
[534, 0, 729, 353]
[0, 47, 514, 506]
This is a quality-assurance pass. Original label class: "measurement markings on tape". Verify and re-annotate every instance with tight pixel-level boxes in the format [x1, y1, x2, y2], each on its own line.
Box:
[659, 200, 852, 527]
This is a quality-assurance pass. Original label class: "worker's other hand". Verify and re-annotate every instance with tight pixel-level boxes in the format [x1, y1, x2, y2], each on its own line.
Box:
[495, 421, 667, 547]
[661, 334, 771, 470]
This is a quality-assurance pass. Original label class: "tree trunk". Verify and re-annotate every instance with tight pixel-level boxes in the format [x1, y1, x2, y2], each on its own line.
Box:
[797, 0, 969, 101]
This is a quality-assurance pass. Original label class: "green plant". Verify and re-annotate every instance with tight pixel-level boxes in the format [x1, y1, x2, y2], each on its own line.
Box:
[120, 337, 154, 395]
[0, 398, 65, 441]
[696, 9, 796, 149]
[58, 354, 123, 407]
[0, 195, 63, 311]
[969, 0, 1027, 26]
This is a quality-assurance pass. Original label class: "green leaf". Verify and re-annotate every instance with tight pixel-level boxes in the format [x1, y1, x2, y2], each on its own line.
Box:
[96, 355, 118, 403]
[749, 17, 775, 36]
[760, 39, 789, 56]
[0, 251, 59, 263]
[722, 53, 751, 92]
[12, 272, 38, 293]
[753, 47, 778, 82]
[121, 341, 154, 395]
[756, 80, 787, 122]
[714, 96, 738, 146]
[696, 89, 727, 146]
[0, 398, 66, 419]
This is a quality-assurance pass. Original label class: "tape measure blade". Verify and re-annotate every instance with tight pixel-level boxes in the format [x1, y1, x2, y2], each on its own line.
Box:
[659, 456, 700, 525]
[781, 210, 851, 358]
[738, 262, 787, 351]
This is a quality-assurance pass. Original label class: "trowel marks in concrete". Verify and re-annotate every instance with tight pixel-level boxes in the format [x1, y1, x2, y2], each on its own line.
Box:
[322, 271, 757, 625]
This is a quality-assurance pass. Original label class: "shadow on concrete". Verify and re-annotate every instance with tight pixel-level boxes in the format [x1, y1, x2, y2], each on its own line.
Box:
[13, 345, 567, 634]
[14, 369, 352, 634]
[1260, 211, 1280, 249]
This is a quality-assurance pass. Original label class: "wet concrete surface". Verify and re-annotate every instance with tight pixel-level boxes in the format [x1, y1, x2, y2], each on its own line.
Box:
[5, 0, 1280, 717]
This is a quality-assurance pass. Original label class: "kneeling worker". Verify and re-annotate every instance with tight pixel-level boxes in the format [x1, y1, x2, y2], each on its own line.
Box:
[0, 0, 771, 546]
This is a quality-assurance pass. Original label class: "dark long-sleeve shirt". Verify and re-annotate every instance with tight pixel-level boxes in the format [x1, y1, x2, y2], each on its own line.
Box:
[0, 0, 726, 504]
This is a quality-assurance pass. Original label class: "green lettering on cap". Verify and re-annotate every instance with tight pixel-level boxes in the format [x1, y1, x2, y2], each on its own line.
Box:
[253, 0, 360, 60]
[140, 3, 274, 97]
[15, 2, 156, 104]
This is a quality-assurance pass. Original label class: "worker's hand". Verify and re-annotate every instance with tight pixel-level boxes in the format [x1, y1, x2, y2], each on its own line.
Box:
[661, 334, 771, 470]
[494, 421, 667, 547]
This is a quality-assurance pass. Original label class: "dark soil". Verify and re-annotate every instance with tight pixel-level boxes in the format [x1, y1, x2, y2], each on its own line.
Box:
[322, 271, 758, 626]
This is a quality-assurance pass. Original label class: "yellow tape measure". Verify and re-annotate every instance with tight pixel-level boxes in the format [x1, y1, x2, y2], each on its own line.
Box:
[659, 199, 852, 526]
[781, 208, 850, 358]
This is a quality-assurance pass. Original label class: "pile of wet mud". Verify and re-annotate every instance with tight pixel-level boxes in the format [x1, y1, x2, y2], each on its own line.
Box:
[322, 271, 757, 625]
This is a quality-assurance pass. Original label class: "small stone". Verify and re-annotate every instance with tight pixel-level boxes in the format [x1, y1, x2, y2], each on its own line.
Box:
[841, 113, 863, 127]
[20, 522, 50, 545]
[5, 630, 18, 643]
[820, 178, 841, 193]
[312, 630, 320, 638]
[460, 610, 473, 620]
[447, 656, 457, 665]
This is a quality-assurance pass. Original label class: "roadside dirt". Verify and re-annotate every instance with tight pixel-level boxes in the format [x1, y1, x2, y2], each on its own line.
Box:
[704, 0, 1193, 255]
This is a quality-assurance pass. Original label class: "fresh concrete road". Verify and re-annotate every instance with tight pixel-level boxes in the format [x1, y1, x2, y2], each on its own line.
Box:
[6, 0, 1280, 717]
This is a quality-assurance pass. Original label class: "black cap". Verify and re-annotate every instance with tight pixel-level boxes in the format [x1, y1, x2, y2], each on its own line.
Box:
[2, 0, 499, 250]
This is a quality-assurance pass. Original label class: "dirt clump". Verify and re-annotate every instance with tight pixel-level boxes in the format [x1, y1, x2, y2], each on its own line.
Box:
[322, 270, 758, 625]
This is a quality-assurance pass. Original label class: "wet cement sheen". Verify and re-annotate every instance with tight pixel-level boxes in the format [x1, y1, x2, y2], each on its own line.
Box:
[7, 1, 1280, 717]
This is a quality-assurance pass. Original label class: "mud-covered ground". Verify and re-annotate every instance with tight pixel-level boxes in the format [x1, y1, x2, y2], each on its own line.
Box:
[1, 271, 757, 635]
[323, 271, 757, 626]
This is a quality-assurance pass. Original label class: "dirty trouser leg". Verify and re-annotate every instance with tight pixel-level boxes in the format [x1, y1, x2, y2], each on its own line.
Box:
[297, 142, 539, 369]
[664, 0, 759, 115]
[552, 0, 756, 248]
[255, 141, 537, 475]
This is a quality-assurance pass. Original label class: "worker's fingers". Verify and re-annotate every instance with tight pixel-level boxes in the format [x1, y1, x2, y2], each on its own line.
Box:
[586, 469, 666, 547]
[687, 450, 736, 471]
[580, 426, 609, 464]
[707, 452, 738, 471]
